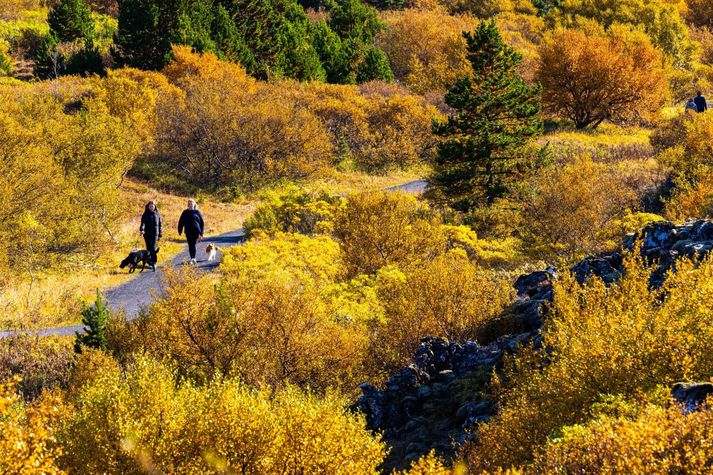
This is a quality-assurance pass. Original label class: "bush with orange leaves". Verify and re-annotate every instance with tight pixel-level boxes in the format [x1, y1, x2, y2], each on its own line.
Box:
[157, 47, 334, 190]
[686, 0, 713, 28]
[378, 7, 543, 95]
[155, 47, 438, 188]
[526, 403, 713, 474]
[116, 265, 369, 391]
[466, 253, 713, 470]
[537, 27, 668, 129]
[0, 377, 67, 474]
[333, 191, 446, 276]
[60, 353, 385, 474]
[520, 156, 652, 261]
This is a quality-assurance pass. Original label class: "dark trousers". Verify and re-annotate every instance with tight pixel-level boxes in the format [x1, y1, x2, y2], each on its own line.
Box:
[144, 234, 158, 264]
[186, 232, 199, 259]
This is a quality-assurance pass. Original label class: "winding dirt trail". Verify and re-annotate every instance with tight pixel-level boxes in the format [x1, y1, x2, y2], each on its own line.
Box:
[0, 180, 427, 338]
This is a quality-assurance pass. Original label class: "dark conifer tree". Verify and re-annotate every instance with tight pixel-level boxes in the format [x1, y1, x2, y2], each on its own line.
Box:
[74, 291, 110, 353]
[356, 45, 393, 82]
[429, 20, 543, 213]
[112, 0, 172, 70]
[212, 4, 256, 70]
[48, 0, 95, 42]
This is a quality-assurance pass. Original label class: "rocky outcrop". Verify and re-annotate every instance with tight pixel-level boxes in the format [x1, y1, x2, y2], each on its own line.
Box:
[672, 382, 713, 413]
[354, 219, 713, 471]
[353, 272, 549, 471]
[574, 219, 713, 287]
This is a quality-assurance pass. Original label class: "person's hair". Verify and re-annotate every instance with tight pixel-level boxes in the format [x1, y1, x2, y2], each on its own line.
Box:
[188, 199, 198, 210]
[698, 91, 702, 96]
[145, 200, 157, 212]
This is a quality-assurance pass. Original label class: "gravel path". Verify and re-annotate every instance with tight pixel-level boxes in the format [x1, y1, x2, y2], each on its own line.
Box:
[0, 180, 427, 338]
[0, 229, 245, 338]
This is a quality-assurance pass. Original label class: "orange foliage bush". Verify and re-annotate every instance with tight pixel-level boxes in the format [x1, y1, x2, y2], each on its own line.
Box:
[521, 156, 643, 260]
[155, 47, 437, 188]
[121, 267, 368, 391]
[333, 191, 445, 276]
[372, 251, 512, 370]
[537, 28, 668, 128]
[378, 8, 472, 94]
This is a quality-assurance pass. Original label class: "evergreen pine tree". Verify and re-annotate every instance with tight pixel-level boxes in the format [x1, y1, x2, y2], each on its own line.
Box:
[356, 45, 393, 82]
[113, 0, 172, 70]
[313, 19, 353, 83]
[429, 20, 542, 214]
[65, 39, 106, 76]
[47, 0, 95, 42]
[34, 32, 63, 80]
[233, 0, 287, 79]
[279, 1, 326, 81]
[173, 0, 217, 54]
[212, 4, 256, 69]
[74, 291, 110, 353]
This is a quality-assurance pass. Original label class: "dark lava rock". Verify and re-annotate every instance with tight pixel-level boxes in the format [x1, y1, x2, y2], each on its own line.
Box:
[353, 219, 713, 472]
[672, 382, 713, 413]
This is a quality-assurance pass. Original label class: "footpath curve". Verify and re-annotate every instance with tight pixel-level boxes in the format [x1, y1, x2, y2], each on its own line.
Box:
[0, 180, 427, 338]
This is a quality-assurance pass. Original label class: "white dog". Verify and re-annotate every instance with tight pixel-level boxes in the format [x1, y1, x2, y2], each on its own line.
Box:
[205, 243, 219, 262]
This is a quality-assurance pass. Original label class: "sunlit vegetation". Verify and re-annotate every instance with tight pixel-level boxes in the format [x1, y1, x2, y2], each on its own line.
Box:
[3, 0, 713, 472]
[467, 253, 713, 470]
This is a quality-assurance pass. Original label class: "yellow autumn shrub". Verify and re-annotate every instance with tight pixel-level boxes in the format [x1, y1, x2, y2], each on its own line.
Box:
[333, 191, 446, 276]
[653, 111, 713, 219]
[373, 251, 512, 371]
[61, 354, 385, 474]
[521, 156, 642, 261]
[0, 377, 66, 474]
[528, 404, 713, 474]
[0, 78, 141, 274]
[468, 253, 713, 470]
[222, 231, 344, 285]
[397, 450, 466, 475]
[157, 65, 334, 189]
[91, 67, 182, 147]
[243, 186, 343, 237]
[124, 267, 369, 390]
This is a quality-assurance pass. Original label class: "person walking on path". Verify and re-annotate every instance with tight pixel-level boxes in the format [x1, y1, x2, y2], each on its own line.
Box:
[178, 199, 204, 265]
[686, 97, 698, 113]
[695, 91, 708, 113]
[140, 200, 162, 265]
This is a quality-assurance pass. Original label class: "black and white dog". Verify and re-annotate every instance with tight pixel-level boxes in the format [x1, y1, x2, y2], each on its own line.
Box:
[119, 248, 159, 273]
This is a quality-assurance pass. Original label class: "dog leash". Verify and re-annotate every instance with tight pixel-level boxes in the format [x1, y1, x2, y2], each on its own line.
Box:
[130, 236, 140, 252]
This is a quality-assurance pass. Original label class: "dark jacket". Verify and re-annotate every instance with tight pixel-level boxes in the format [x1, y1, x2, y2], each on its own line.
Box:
[140, 210, 162, 237]
[695, 95, 707, 112]
[178, 209, 204, 236]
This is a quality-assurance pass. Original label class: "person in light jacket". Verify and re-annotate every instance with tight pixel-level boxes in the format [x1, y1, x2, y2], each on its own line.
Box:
[177, 199, 204, 265]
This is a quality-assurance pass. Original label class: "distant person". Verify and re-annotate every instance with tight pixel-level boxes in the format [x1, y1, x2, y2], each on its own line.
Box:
[140, 200, 162, 265]
[686, 97, 698, 113]
[178, 199, 204, 265]
[695, 91, 707, 113]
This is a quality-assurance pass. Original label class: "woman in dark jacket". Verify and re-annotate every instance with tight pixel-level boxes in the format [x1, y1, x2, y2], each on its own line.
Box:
[178, 199, 204, 265]
[140, 200, 162, 265]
